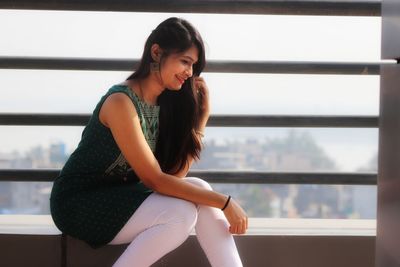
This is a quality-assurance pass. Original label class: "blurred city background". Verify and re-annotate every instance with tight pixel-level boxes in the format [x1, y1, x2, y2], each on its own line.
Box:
[0, 130, 377, 219]
[0, 10, 381, 219]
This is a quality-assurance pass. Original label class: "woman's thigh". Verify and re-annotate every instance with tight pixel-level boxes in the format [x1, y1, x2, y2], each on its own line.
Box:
[108, 191, 197, 245]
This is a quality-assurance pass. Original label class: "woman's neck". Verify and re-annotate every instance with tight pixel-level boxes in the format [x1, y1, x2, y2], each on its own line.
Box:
[136, 74, 165, 105]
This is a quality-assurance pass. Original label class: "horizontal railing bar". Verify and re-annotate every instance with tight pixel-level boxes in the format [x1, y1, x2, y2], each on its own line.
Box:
[0, 114, 89, 126]
[0, 0, 381, 16]
[0, 56, 391, 75]
[209, 115, 378, 128]
[0, 169, 377, 185]
[193, 170, 377, 185]
[0, 113, 378, 128]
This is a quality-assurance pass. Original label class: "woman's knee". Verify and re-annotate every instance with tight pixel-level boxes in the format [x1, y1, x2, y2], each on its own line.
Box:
[160, 196, 198, 229]
[183, 177, 213, 191]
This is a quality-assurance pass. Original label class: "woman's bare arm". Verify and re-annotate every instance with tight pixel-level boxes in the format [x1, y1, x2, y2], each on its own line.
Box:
[99, 92, 227, 209]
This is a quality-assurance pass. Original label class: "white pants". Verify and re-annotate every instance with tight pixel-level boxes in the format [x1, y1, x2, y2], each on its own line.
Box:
[108, 177, 243, 267]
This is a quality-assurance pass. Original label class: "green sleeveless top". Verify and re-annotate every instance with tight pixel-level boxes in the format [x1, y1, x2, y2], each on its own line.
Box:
[49, 84, 160, 249]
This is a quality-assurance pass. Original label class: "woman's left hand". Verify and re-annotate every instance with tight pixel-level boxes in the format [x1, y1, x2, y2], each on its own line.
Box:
[193, 76, 210, 119]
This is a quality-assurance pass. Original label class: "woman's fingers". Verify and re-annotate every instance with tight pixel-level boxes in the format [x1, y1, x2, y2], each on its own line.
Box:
[231, 225, 239, 234]
[229, 218, 248, 234]
[238, 220, 246, 234]
[193, 77, 210, 116]
[194, 77, 207, 91]
[223, 197, 248, 235]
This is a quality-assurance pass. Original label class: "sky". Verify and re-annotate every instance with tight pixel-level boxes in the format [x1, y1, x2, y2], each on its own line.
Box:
[0, 10, 388, 171]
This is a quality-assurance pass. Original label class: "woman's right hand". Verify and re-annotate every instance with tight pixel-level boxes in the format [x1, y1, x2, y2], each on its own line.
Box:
[222, 197, 248, 235]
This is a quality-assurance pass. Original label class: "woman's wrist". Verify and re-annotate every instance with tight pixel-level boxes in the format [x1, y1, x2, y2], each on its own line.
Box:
[221, 195, 231, 211]
[197, 116, 208, 138]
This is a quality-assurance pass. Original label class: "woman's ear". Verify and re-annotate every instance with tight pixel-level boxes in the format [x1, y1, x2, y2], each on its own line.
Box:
[151, 43, 163, 62]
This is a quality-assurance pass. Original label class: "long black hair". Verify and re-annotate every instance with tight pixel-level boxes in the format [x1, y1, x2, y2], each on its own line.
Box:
[126, 17, 206, 174]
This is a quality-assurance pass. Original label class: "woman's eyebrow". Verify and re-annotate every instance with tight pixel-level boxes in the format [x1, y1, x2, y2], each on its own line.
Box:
[183, 55, 198, 63]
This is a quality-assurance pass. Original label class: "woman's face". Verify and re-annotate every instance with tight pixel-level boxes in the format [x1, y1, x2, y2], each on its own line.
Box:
[159, 45, 199, 91]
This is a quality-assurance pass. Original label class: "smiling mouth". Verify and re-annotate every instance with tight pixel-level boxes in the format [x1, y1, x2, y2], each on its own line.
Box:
[176, 76, 185, 84]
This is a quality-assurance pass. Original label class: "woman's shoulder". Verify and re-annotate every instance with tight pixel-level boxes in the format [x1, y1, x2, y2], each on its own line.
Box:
[108, 81, 140, 99]
[101, 83, 136, 102]
[114, 81, 136, 93]
[109, 82, 129, 92]
[102, 82, 139, 109]
[93, 83, 135, 117]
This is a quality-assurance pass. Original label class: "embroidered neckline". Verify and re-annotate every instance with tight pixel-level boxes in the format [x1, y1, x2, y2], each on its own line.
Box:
[118, 84, 160, 109]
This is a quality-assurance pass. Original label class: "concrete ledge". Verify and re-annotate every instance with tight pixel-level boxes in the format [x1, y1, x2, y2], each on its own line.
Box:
[0, 234, 62, 267]
[0, 215, 375, 236]
[0, 215, 377, 267]
[241, 218, 376, 236]
[65, 234, 375, 267]
[0, 215, 61, 235]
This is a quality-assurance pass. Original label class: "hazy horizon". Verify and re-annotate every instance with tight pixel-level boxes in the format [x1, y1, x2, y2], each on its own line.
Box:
[0, 10, 383, 172]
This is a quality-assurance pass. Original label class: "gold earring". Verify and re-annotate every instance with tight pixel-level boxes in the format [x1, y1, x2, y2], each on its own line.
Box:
[150, 62, 160, 72]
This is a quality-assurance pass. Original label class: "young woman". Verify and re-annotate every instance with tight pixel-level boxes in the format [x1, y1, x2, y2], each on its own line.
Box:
[50, 17, 247, 267]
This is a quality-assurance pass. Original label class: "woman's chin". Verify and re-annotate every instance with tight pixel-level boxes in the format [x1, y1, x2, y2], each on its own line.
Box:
[170, 84, 183, 91]
[166, 86, 182, 91]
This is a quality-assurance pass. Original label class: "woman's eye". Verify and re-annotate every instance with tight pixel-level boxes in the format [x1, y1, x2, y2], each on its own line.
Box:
[181, 60, 189, 65]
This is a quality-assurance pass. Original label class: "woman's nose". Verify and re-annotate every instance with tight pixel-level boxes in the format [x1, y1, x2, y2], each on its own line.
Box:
[185, 66, 193, 78]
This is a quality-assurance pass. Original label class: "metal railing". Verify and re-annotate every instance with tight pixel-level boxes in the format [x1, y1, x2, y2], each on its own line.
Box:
[0, 0, 381, 16]
[0, 56, 388, 75]
[0, 169, 377, 185]
[0, 113, 378, 127]
[0, 1, 386, 186]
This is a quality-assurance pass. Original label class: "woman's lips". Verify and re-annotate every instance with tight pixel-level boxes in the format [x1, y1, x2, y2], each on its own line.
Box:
[176, 76, 185, 84]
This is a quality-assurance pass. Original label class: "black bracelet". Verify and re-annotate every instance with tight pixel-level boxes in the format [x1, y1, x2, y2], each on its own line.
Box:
[221, 195, 231, 211]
